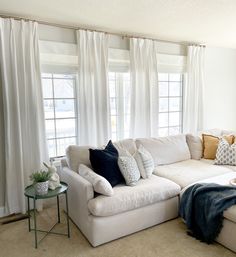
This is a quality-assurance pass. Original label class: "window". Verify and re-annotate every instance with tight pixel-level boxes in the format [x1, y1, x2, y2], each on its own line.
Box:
[158, 73, 183, 137]
[109, 72, 130, 141]
[42, 73, 77, 158]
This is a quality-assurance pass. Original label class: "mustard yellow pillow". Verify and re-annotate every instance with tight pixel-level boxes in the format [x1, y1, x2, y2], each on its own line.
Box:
[202, 134, 234, 160]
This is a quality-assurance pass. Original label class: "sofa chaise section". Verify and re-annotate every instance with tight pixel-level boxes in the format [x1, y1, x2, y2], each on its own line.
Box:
[153, 159, 232, 188]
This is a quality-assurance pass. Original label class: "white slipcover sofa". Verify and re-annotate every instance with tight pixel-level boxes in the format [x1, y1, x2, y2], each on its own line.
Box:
[60, 129, 236, 251]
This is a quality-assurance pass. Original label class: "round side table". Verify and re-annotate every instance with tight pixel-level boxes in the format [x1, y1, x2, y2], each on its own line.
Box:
[24, 182, 70, 248]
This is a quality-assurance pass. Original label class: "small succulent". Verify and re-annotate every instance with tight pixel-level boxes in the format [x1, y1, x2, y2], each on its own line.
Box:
[30, 170, 51, 183]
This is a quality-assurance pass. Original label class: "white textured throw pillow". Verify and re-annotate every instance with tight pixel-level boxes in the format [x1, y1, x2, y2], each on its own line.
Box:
[134, 145, 154, 179]
[78, 164, 114, 196]
[118, 156, 140, 186]
[214, 138, 236, 166]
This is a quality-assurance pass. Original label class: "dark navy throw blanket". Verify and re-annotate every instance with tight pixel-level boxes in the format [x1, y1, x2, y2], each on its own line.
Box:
[179, 183, 236, 243]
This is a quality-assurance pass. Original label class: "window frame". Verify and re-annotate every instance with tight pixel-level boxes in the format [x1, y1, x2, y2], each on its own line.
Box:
[109, 71, 130, 141]
[158, 73, 184, 136]
[42, 73, 79, 158]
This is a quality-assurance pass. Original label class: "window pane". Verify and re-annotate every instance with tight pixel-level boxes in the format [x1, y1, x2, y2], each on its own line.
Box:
[124, 131, 129, 138]
[169, 127, 181, 135]
[44, 100, 54, 119]
[169, 73, 181, 81]
[45, 120, 55, 139]
[124, 115, 130, 131]
[169, 82, 181, 96]
[42, 79, 53, 98]
[56, 119, 76, 137]
[108, 72, 131, 141]
[159, 128, 168, 137]
[54, 79, 74, 98]
[109, 81, 116, 97]
[109, 72, 116, 80]
[110, 98, 116, 115]
[111, 132, 117, 141]
[159, 113, 168, 127]
[158, 73, 168, 81]
[57, 137, 76, 156]
[42, 73, 52, 78]
[159, 82, 168, 96]
[111, 116, 117, 132]
[169, 98, 181, 112]
[53, 74, 74, 79]
[159, 98, 168, 112]
[169, 112, 180, 126]
[47, 139, 56, 157]
[55, 99, 75, 118]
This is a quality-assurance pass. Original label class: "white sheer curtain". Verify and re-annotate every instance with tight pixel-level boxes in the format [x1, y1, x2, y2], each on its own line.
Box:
[183, 45, 205, 133]
[0, 18, 48, 215]
[129, 38, 159, 138]
[77, 30, 110, 146]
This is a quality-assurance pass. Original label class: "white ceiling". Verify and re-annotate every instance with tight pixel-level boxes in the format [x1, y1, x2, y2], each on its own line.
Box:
[0, 0, 236, 48]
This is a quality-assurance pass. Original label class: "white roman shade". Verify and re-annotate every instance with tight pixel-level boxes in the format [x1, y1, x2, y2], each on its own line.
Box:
[157, 53, 187, 73]
[108, 48, 130, 72]
[39, 40, 78, 73]
[39, 41, 130, 73]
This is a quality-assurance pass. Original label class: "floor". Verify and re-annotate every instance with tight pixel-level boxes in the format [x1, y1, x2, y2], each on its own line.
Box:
[0, 206, 235, 257]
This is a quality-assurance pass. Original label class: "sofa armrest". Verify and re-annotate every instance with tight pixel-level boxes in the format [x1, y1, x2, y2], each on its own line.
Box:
[60, 167, 94, 218]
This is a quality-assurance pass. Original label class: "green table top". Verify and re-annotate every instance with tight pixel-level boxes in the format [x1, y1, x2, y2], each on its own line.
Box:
[24, 182, 68, 199]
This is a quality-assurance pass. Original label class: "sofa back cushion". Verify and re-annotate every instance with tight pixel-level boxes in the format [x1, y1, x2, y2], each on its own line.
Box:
[65, 139, 136, 172]
[66, 145, 91, 172]
[136, 134, 191, 166]
[186, 134, 203, 160]
[113, 138, 137, 155]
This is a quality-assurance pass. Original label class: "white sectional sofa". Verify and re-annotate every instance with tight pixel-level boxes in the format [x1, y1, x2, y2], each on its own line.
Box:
[60, 129, 236, 251]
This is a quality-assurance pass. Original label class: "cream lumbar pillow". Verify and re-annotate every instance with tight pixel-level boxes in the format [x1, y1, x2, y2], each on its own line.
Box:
[215, 138, 236, 166]
[202, 134, 234, 160]
[78, 164, 114, 196]
[134, 145, 154, 179]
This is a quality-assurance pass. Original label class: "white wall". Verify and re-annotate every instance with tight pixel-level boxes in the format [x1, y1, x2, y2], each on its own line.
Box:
[204, 47, 236, 131]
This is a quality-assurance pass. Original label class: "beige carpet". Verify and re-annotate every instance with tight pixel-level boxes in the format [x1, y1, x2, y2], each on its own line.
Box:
[0, 206, 235, 257]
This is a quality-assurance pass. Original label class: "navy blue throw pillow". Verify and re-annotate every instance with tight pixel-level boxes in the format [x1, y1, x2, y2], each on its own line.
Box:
[89, 140, 124, 187]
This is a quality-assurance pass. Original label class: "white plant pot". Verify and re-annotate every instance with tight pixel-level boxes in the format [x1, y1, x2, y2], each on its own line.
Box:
[35, 181, 49, 195]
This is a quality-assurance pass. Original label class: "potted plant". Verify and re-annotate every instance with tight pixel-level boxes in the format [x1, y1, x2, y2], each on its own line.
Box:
[30, 170, 52, 195]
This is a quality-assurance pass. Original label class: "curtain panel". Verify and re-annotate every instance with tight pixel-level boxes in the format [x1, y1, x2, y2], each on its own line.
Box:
[77, 30, 110, 146]
[183, 45, 205, 133]
[0, 18, 48, 214]
[129, 38, 159, 138]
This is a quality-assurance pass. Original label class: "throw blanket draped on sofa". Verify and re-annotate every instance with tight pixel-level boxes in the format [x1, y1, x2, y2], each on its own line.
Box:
[180, 183, 236, 243]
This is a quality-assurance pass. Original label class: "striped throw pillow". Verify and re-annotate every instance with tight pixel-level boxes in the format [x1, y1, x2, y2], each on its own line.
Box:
[135, 145, 154, 179]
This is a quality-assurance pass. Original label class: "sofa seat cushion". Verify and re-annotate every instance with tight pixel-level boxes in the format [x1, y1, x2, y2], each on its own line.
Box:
[180, 172, 236, 196]
[153, 159, 232, 189]
[200, 158, 236, 172]
[87, 175, 181, 217]
[224, 206, 236, 223]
